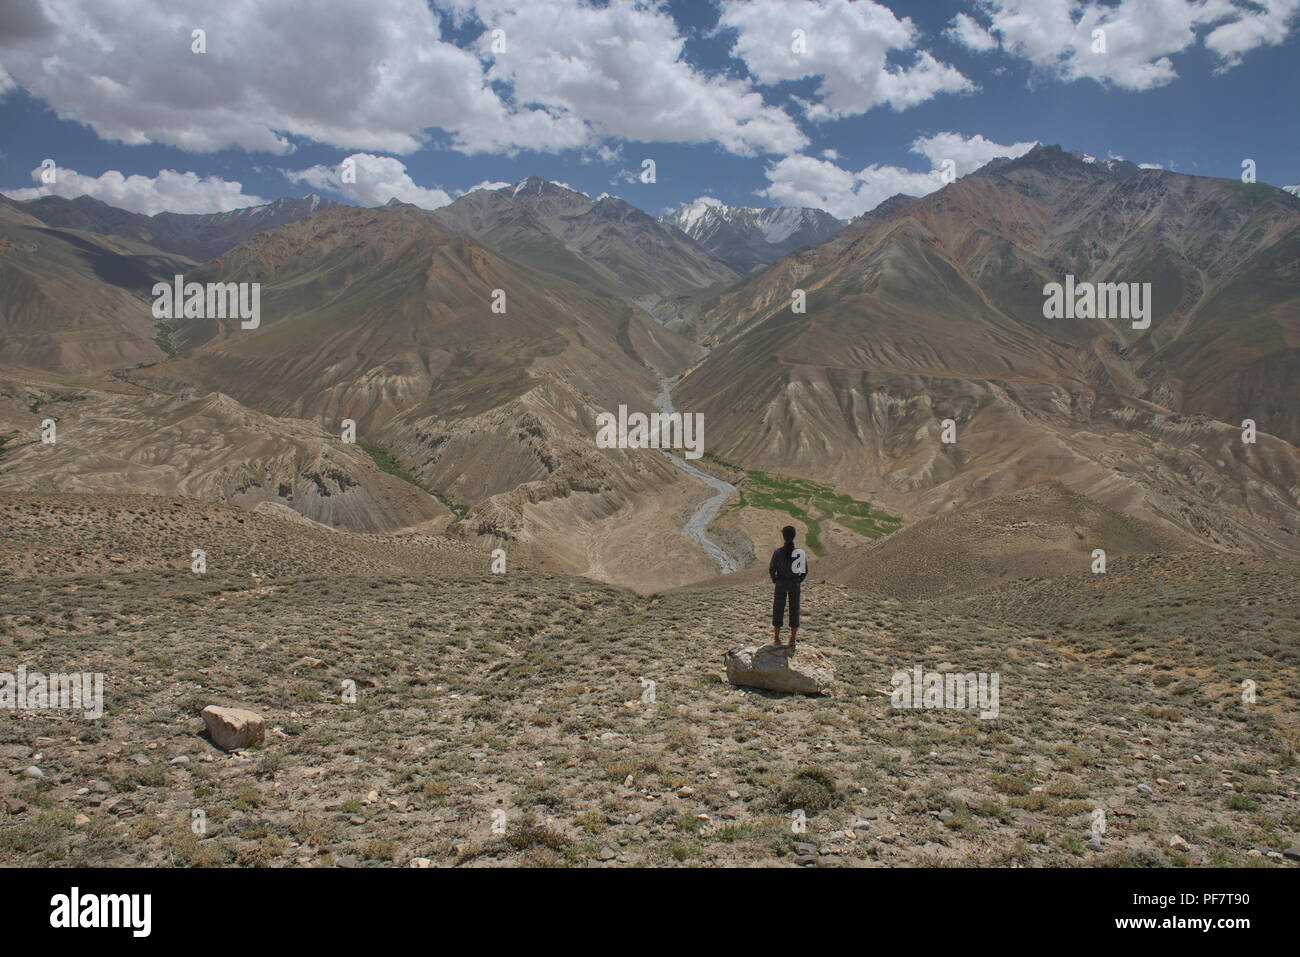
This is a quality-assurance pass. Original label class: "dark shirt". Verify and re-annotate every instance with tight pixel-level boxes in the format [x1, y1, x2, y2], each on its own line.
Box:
[769, 547, 808, 584]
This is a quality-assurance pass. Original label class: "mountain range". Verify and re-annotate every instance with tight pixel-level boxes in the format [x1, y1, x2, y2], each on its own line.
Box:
[2, 144, 1298, 588]
[658, 199, 846, 274]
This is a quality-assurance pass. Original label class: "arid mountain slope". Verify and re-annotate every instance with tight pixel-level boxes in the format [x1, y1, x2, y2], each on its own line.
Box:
[813, 481, 1195, 599]
[5, 192, 337, 262]
[0, 376, 449, 533]
[62, 202, 716, 587]
[0, 199, 187, 373]
[675, 146, 1300, 560]
[435, 178, 738, 301]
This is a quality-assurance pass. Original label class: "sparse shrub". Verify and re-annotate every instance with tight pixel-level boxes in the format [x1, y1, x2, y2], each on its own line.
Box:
[774, 766, 838, 811]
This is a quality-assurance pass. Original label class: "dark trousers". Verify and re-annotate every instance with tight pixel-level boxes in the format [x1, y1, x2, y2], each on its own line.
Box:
[772, 582, 801, 628]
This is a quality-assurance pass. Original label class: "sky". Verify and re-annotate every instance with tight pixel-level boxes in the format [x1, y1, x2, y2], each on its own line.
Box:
[1, 0, 1297, 221]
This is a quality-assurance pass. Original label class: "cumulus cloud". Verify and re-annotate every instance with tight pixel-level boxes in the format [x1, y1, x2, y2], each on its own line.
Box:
[759, 132, 1037, 219]
[2, 165, 266, 214]
[719, 0, 974, 120]
[0, 0, 823, 158]
[1204, 0, 1300, 68]
[911, 131, 1040, 174]
[464, 0, 808, 156]
[945, 12, 999, 52]
[283, 154, 451, 209]
[0, 0, 585, 155]
[950, 0, 1298, 90]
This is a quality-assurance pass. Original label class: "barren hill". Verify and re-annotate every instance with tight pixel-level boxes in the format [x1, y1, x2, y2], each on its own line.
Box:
[815, 481, 1196, 599]
[1, 493, 1295, 868]
[0, 376, 450, 533]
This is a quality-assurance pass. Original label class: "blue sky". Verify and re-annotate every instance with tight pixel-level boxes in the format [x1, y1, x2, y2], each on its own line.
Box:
[1, 0, 1297, 220]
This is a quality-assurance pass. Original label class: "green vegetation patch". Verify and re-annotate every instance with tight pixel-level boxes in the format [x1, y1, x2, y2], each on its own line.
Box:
[152, 321, 177, 358]
[358, 441, 467, 517]
[730, 469, 901, 554]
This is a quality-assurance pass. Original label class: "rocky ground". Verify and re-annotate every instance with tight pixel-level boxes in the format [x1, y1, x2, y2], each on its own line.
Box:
[2, 494, 1298, 867]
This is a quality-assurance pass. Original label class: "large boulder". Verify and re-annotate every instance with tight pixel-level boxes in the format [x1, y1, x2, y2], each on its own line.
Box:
[723, 644, 833, 695]
[201, 705, 265, 751]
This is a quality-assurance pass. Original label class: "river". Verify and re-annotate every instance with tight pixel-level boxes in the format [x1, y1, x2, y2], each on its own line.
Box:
[654, 376, 741, 575]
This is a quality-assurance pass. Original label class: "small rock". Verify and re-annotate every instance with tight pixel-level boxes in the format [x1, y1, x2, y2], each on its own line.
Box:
[677, 787, 694, 798]
[200, 705, 265, 751]
[22, 766, 43, 780]
[794, 855, 817, 866]
[793, 842, 817, 856]
[723, 644, 834, 695]
[408, 857, 431, 868]
[132, 754, 150, 766]
[73, 813, 90, 827]
[623, 774, 634, 788]
[169, 756, 190, 765]
[335, 854, 359, 868]
[1282, 847, 1300, 862]
[1170, 835, 1188, 849]
[727, 790, 740, 799]
[599, 847, 616, 861]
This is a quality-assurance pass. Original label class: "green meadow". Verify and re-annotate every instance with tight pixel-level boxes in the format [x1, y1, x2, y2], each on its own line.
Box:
[729, 469, 902, 556]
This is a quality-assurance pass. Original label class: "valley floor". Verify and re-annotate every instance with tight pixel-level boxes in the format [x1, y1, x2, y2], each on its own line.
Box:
[1, 494, 1297, 867]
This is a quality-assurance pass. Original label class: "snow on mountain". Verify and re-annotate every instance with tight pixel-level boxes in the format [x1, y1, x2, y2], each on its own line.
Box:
[658, 200, 845, 273]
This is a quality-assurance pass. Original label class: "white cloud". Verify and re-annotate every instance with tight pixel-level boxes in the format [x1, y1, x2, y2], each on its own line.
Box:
[0, 0, 586, 155]
[759, 132, 1037, 219]
[945, 12, 999, 52]
[953, 0, 1298, 90]
[283, 153, 451, 209]
[1204, 0, 1300, 68]
[2, 165, 266, 214]
[911, 131, 1039, 175]
[459, 180, 513, 196]
[465, 0, 808, 156]
[719, 0, 974, 120]
[0, 0, 816, 158]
